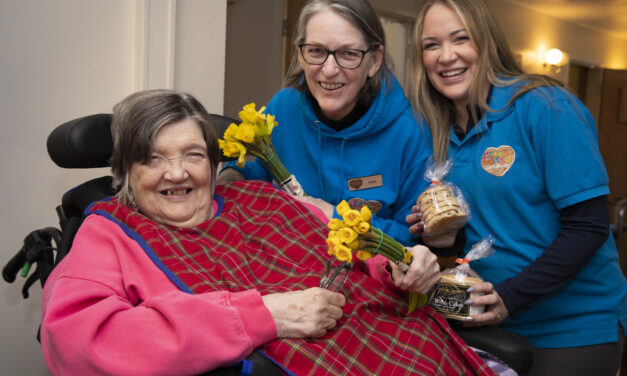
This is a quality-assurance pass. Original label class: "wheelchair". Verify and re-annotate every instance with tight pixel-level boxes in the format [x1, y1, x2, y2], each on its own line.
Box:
[2, 113, 534, 375]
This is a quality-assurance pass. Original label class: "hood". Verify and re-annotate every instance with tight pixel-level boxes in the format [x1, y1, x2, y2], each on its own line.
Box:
[297, 72, 410, 140]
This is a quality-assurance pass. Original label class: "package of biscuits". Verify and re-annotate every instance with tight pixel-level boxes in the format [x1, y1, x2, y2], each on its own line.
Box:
[417, 159, 470, 236]
[428, 236, 495, 321]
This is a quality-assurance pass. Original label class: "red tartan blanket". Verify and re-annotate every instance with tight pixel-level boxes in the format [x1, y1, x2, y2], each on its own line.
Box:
[89, 180, 494, 376]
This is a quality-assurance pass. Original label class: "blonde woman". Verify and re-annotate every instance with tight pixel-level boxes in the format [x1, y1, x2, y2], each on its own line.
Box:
[407, 0, 627, 375]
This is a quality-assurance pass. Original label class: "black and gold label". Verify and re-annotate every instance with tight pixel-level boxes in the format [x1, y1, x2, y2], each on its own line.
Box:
[428, 280, 471, 318]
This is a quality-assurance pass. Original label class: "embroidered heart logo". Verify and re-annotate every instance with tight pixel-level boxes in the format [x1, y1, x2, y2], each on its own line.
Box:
[481, 145, 515, 177]
[349, 179, 363, 189]
[348, 198, 383, 214]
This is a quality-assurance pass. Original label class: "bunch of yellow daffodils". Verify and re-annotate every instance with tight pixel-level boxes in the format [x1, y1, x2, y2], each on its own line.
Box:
[326, 200, 427, 313]
[327, 200, 412, 266]
[218, 103, 304, 196]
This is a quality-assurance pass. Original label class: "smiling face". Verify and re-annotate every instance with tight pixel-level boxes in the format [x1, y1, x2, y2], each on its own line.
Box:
[129, 118, 213, 227]
[421, 3, 480, 111]
[298, 8, 383, 121]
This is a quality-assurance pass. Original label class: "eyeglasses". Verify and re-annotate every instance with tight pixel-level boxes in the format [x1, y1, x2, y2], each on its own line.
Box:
[319, 260, 351, 292]
[299, 44, 374, 69]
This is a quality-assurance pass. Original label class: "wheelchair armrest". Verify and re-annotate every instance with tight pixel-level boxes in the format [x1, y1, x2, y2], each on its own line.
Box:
[452, 324, 534, 375]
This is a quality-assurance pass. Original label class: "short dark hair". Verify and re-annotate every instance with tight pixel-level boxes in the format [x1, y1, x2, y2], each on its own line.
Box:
[110, 89, 220, 206]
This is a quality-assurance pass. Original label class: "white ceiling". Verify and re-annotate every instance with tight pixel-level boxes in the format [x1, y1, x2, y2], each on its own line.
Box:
[505, 0, 627, 40]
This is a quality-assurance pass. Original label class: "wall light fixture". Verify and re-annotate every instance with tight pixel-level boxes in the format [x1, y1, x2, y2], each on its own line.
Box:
[543, 48, 566, 73]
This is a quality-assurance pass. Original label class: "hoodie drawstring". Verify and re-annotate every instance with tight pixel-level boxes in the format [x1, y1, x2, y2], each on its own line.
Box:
[338, 139, 346, 205]
[315, 121, 325, 197]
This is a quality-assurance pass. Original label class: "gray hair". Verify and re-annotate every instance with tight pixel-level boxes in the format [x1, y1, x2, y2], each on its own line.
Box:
[283, 0, 390, 104]
[110, 89, 220, 207]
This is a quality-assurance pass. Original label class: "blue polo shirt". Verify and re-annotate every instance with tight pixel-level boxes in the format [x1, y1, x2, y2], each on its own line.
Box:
[447, 82, 627, 348]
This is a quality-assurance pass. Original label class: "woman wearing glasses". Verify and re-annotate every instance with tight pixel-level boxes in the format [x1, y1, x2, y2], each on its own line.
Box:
[219, 0, 443, 252]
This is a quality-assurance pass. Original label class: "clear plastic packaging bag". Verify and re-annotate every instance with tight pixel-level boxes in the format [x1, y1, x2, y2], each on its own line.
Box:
[417, 159, 470, 236]
[428, 236, 495, 321]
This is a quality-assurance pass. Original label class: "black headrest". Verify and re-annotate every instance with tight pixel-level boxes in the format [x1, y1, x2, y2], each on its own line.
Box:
[46, 113, 236, 169]
[47, 114, 113, 168]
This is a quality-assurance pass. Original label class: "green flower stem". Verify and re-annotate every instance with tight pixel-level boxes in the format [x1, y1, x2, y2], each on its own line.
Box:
[244, 141, 291, 185]
[359, 229, 407, 264]
[260, 143, 291, 184]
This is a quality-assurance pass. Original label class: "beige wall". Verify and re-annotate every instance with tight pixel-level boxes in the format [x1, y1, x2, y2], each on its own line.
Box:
[372, 0, 627, 78]
[492, 0, 627, 77]
[0, 1, 226, 374]
[224, 0, 284, 119]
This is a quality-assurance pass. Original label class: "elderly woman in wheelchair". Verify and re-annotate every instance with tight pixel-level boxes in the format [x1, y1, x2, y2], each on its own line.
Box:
[40, 89, 496, 375]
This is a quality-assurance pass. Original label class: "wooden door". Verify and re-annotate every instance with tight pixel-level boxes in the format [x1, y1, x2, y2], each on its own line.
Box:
[598, 69, 627, 273]
[283, 0, 307, 77]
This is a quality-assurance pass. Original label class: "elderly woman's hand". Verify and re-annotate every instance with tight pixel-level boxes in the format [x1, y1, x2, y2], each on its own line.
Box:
[262, 287, 346, 339]
[463, 282, 509, 326]
[388, 245, 440, 294]
[406, 205, 457, 248]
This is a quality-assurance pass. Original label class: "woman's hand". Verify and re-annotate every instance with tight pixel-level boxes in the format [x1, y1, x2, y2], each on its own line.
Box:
[406, 205, 457, 248]
[388, 245, 440, 294]
[294, 196, 334, 221]
[262, 287, 346, 339]
[406, 205, 424, 235]
[216, 168, 244, 186]
[463, 282, 509, 326]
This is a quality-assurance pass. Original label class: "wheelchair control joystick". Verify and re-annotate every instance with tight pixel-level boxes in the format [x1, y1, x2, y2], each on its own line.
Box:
[2, 228, 61, 298]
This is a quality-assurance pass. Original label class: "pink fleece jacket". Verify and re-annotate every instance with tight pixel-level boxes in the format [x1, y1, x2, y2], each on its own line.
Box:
[41, 201, 396, 375]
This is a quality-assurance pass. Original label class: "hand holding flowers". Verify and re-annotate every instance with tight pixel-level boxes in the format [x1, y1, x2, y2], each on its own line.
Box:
[389, 245, 440, 295]
[325, 201, 437, 312]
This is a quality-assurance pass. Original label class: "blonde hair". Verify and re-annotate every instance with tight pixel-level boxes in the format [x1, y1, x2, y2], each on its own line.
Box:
[409, 0, 563, 162]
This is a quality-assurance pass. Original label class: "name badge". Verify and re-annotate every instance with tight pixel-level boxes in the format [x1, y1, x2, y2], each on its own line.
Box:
[347, 174, 383, 191]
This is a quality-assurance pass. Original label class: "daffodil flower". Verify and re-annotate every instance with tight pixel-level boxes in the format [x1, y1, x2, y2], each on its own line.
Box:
[353, 221, 370, 234]
[238, 103, 266, 125]
[328, 218, 344, 231]
[343, 209, 363, 226]
[236, 122, 258, 144]
[236, 147, 247, 168]
[335, 245, 353, 262]
[356, 250, 373, 261]
[218, 140, 245, 158]
[264, 114, 277, 137]
[360, 205, 372, 222]
[223, 123, 240, 142]
[326, 236, 342, 256]
[336, 201, 351, 217]
[219, 103, 304, 195]
[338, 227, 358, 244]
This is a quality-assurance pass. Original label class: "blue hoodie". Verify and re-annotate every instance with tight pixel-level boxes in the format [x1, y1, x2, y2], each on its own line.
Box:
[224, 74, 430, 245]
